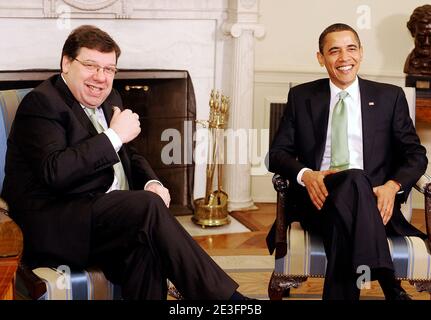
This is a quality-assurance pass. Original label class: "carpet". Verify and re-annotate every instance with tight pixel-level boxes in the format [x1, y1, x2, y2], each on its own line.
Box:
[211, 255, 273, 273]
[176, 215, 251, 237]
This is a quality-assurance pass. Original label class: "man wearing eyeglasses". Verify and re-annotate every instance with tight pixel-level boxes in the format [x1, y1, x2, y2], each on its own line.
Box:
[2, 25, 247, 300]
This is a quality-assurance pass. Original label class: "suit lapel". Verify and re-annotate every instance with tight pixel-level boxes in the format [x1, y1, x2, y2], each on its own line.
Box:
[54, 76, 99, 136]
[101, 101, 114, 124]
[309, 80, 331, 169]
[358, 78, 377, 173]
[55, 76, 134, 185]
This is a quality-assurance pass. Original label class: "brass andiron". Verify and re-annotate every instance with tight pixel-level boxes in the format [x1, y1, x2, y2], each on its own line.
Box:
[192, 90, 230, 227]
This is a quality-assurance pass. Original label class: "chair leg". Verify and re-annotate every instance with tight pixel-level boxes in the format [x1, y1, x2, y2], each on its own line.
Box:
[268, 272, 307, 300]
[410, 280, 431, 299]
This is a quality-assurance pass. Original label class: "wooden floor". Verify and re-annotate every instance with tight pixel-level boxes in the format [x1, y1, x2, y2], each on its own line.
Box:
[193, 203, 430, 300]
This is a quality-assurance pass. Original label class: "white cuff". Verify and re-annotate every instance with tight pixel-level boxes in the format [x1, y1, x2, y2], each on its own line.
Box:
[297, 168, 312, 187]
[144, 180, 163, 190]
[103, 128, 123, 152]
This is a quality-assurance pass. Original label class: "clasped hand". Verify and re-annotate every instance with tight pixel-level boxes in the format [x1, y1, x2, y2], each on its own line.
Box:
[372, 180, 400, 225]
[302, 169, 338, 210]
[109, 106, 141, 143]
[145, 182, 171, 208]
[302, 170, 399, 225]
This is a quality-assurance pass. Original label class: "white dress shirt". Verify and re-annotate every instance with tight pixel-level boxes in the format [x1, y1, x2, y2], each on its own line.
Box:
[297, 77, 363, 186]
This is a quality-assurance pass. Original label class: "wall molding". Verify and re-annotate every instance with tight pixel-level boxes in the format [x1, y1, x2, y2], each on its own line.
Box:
[0, 0, 228, 20]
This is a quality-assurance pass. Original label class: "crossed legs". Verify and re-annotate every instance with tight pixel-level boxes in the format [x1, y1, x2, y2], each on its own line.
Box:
[89, 190, 238, 299]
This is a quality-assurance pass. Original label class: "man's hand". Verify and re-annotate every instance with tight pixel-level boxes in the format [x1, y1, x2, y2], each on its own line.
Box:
[109, 106, 141, 143]
[302, 169, 338, 210]
[145, 182, 171, 208]
[373, 180, 400, 225]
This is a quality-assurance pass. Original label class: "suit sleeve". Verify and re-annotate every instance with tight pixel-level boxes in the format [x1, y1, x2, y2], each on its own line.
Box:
[127, 144, 159, 189]
[390, 88, 427, 199]
[12, 91, 120, 191]
[268, 89, 307, 182]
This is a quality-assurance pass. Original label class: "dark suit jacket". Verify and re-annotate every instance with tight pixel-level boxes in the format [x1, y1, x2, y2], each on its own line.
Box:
[1, 75, 158, 268]
[267, 77, 428, 253]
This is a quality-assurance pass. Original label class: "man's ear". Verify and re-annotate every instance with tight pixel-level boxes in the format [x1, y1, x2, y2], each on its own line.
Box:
[61, 56, 72, 74]
[316, 51, 325, 67]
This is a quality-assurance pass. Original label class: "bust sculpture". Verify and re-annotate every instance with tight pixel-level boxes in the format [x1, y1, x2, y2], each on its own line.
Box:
[404, 5, 431, 75]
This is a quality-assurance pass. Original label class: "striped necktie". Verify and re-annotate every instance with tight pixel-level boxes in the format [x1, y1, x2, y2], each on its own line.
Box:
[86, 107, 129, 190]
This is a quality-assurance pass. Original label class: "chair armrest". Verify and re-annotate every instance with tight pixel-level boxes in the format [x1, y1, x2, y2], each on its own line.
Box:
[0, 202, 22, 259]
[272, 174, 290, 245]
[414, 173, 431, 245]
[424, 182, 431, 246]
[0, 199, 23, 299]
[0, 198, 46, 300]
[414, 173, 431, 194]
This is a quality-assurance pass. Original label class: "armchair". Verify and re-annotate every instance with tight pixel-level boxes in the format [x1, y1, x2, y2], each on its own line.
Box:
[0, 199, 22, 300]
[0, 88, 121, 300]
[268, 87, 431, 300]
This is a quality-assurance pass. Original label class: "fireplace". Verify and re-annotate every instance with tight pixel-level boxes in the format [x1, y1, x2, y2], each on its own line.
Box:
[115, 70, 196, 215]
[0, 0, 265, 211]
[0, 69, 196, 215]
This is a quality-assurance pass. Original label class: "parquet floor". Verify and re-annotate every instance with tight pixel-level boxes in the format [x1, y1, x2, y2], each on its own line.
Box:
[194, 203, 430, 300]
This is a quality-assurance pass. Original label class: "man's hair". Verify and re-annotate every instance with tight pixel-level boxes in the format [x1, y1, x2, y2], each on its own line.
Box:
[407, 5, 431, 36]
[318, 23, 361, 53]
[60, 25, 121, 70]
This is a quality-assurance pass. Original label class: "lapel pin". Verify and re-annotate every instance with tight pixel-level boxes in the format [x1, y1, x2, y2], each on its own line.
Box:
[368, 102, 375, 106]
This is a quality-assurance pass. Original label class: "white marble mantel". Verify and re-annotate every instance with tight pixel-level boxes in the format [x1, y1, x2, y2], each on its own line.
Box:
[0, 0, 264, 210]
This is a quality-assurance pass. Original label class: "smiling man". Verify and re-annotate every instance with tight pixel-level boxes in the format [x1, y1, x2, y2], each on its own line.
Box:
[267, 23, 428, 300]
[2, 25, 249, 300]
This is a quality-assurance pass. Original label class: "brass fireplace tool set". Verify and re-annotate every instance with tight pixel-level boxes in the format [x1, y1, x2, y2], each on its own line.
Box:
[192, 90, 230, 227]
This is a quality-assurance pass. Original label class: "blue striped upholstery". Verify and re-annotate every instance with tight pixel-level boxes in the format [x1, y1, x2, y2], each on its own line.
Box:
[275, 222, 431, 280]
[0, 89, 121, 300]
[32, 267, 121, 300]
[0, 88, 32, 191]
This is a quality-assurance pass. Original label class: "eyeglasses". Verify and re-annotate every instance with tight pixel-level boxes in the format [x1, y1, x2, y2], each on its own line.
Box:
[73, 58, 118, 76]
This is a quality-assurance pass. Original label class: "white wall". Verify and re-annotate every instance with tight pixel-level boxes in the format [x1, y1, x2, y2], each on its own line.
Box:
[255, 0, 425, 75]
[0, 0, 233, 201]
[252, 0, 430, 209]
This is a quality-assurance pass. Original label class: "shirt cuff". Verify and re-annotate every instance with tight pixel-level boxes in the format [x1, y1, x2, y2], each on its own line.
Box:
[297, 168, 312, 187]
[103, 128, 123, 153]
[144, 180, 163, 190]
[392, 180, 404, 195]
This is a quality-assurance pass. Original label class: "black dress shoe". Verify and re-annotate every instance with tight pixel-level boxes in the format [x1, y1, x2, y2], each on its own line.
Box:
[375, 268, 411, 300]
[386, 287, 412, 300]
[229, 291, 257, 300]
[392, 288, 412, 300]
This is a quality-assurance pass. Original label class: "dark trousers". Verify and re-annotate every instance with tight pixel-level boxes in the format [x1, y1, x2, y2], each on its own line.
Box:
[302, 169, 394, 300]
[88, 190, 238, 300]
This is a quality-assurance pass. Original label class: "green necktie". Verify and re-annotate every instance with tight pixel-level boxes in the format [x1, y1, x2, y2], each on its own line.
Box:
[330, 91, 350, 170]
[86, 107, 129, 190]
